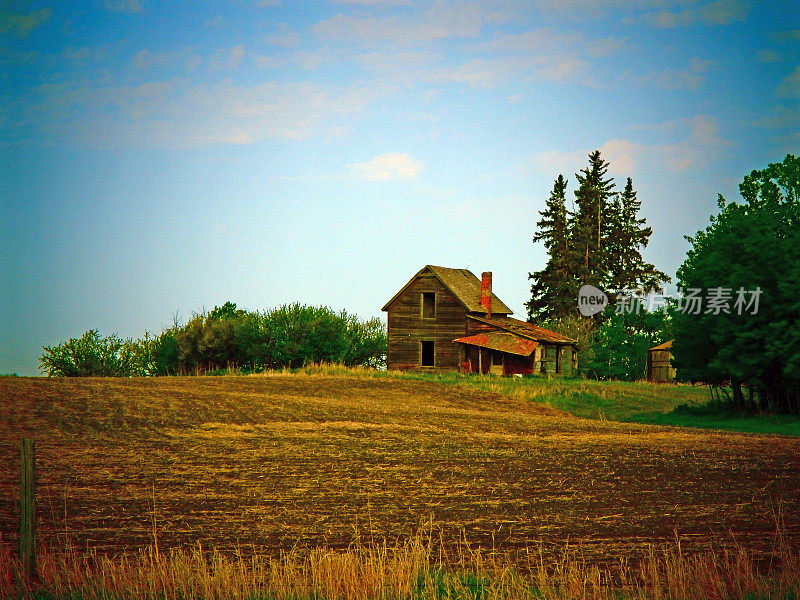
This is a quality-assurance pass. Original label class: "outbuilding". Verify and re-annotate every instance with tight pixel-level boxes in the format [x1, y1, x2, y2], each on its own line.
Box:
[647, 340, 675, 382]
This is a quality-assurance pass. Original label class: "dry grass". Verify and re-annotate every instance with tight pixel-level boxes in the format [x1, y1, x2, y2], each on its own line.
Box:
[2, 529, 799, 600]
[1, 373, 799, 590]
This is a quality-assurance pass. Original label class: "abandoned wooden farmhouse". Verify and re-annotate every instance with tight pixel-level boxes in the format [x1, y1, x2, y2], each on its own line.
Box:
[382, 265, 578, 376]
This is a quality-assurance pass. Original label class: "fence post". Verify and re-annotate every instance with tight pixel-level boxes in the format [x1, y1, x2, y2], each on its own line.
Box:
[20, 438, 36, 580]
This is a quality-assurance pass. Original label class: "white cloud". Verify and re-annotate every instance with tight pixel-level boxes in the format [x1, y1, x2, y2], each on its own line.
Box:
[757, 48, 781, 63]
[588, 37, 626, 58]
[334, 0, 413, 4]
[21, 77, 381, 149]
[103, 0, 143, 13]
[622, 57, 716, 91]
[348, 153, 424, 181]
[314, 1, 515, 44]
[348, 26, 611, 89]
[265, 24, 301, 48]
[446, 58, 504, 88]
[530, 115, 733, 177]
[648, 0, 750, 27]
[776, 66, 800, 98]
[530, 141, 641, 179]
[0, 4, 51, 37]
[468, 27, 619, 86]
[478, 28, 584, 52]
[133, 48, 185, 70]
[750, 105, 800, 129]
[530, 148, 588, 177]
[655, 57, 715, 90]
[770, 29, 800, 43]
[534, 0, 669, 10]
[210, 45, 246, 71]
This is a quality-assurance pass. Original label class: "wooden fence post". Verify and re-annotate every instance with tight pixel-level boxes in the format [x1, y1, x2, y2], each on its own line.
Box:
[20, 438, 36, 580]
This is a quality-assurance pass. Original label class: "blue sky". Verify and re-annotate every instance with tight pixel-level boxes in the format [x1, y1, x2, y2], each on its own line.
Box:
[1, 0, 798, 375]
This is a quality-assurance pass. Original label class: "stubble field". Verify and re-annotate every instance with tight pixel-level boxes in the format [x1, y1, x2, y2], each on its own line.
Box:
[1, 374, 798, 566]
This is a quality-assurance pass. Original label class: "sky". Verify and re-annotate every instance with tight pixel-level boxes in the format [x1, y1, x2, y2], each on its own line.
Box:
[1, 0, 798, 376]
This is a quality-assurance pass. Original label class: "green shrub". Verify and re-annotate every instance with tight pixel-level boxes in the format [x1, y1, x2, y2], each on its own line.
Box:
[39, 330, 136, 377]
[40, 302, 387, 377]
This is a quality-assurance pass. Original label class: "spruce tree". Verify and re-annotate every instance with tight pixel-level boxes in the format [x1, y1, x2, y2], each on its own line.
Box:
[528, 151, 671, 324]
[607, 177, 670, 296]
[571, 150, 615, 288]
[526, 175, 576, 321]
[604, 191, 625, 298]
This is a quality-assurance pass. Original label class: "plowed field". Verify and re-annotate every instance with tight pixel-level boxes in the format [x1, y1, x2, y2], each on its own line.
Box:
[1, 375, 798, 564]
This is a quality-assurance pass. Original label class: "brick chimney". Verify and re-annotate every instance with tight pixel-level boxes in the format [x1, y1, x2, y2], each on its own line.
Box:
[480, 271, 492, 318]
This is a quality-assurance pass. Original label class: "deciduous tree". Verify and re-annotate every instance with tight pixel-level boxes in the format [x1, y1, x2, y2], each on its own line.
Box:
[672, 154, 800, 414]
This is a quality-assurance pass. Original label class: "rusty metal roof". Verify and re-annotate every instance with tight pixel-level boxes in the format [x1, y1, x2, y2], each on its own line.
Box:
[467, 315, 578, 344]
[453, 332, 539, 356]
[382, 265, 512, 314]
[649, 339, 673, 351]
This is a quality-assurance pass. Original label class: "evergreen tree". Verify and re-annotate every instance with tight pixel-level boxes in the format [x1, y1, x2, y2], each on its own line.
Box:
[528, 151, 670, 325]
[571, 150, 615, 288]
[526, 175, 576, 320]
[606, 177, 670, 297]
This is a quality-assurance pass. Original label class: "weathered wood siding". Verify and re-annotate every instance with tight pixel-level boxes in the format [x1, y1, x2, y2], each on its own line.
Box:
[386, 275, 467, 371]
[647, 349, 675, 382]
[534, 344, 574, 376]
[561, 345, 574, 377]
[544, 346, 558, 375]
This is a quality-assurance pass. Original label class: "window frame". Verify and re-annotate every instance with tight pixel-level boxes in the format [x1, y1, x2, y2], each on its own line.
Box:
[421, 292, 436, 319]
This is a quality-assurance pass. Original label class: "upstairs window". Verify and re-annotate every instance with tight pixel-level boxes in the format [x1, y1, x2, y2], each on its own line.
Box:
[422, 292, 436, 319]
[421, 341, 435, 366]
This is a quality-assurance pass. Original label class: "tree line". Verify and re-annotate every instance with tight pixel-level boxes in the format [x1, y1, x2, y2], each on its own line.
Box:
[526, 150, 670, 321]
[527, 151, 672, 381]
[529, 151, 800, 414]
[39, 302, 387, 377]
[672, 154, 800, 415]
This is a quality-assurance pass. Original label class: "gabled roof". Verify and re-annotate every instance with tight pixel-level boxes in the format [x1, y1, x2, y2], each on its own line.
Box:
[468, 315, 578, 345]
[382, 265, 512, 314]
[649, 339, 673, 351]
[453, 332, 538, 356]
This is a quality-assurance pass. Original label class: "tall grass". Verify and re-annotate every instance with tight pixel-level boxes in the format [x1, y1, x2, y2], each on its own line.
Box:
[2, 531, 798, 600]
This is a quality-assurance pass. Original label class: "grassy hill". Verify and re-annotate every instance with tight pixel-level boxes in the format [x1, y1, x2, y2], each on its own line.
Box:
[1, 373, 798, 569]
[378, 371, 800, 436]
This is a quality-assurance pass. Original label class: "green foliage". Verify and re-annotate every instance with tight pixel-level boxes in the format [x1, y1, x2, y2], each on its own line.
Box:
[40, 330, 137, 377]
[232, 303, 386, 371]
[526, 175, 576, 321]
[528, 151, 669, 322]
[673, 154, 800, 414]
[173, 303, 249, 372]
[40, 302, 387, 377]
[539, 314, 598, 375]
[606, 178, 670, 299]
[572, 150, 617, 289]
[584, 302, 672, 380]
[131, 329, 180, 376]
[538, 302, 671, 381]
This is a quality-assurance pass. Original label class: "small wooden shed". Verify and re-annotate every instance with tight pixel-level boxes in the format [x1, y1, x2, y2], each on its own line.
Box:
[647, 340, 675, 383]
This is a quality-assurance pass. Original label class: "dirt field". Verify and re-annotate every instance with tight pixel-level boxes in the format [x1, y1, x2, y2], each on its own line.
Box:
[1, 375, 798, 565]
